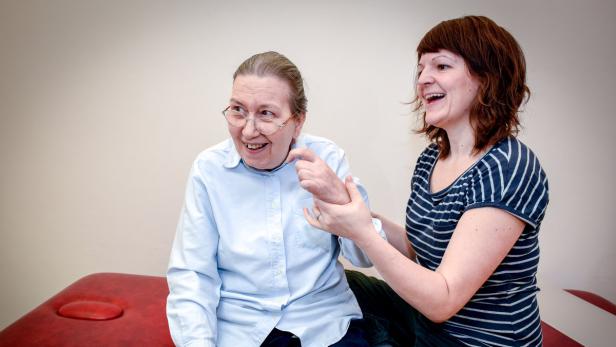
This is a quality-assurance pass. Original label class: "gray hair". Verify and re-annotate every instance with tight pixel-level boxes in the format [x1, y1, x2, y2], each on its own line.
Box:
[233, 51, 307, 117]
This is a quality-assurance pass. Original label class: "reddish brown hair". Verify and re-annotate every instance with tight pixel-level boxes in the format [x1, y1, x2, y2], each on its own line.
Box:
[414, 16, 530, 158]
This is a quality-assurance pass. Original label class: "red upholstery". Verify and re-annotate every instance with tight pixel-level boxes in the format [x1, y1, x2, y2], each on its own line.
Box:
[541, 321, 583, 346]
[541, 288, 615, 346]
[566, 289, 616, 315]
[2, 273, 612, 346]
[0, 273, 173, 347]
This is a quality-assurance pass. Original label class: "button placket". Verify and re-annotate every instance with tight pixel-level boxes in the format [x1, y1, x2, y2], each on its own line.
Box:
[266, 175, 286, 285]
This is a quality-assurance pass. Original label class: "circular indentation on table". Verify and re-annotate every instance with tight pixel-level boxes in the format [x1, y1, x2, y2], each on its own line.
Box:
[57, 300, 123, 320]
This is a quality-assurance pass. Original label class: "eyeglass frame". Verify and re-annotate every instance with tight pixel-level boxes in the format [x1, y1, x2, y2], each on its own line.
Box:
[221, 106, 296, 135]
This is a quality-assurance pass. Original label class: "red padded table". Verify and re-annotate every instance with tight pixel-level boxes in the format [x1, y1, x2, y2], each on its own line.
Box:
[0, 273, 173, 346]
[2, 272, 610, 346]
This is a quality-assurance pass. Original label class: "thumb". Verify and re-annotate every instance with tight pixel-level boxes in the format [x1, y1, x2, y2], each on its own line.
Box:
[344, 176, 363, 202]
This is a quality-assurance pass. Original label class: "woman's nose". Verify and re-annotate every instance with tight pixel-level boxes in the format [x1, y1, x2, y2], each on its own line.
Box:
[417, 70, 434, 85]
[241, 116, 260, 137]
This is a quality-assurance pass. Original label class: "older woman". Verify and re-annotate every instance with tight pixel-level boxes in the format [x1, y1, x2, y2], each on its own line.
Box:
[293, 16, 549, 346]
[166, 52, 376, 346]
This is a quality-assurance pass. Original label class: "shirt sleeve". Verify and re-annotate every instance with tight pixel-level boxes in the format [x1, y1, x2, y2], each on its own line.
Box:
[166, 160, 221, 347]
[465, 140, 549, 228]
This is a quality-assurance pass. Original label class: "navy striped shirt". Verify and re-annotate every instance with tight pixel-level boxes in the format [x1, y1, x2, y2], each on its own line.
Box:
[406, 137, 549, 346]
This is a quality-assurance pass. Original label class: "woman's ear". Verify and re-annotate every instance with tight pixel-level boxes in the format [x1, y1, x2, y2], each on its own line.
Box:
[293, 113, 306, 139]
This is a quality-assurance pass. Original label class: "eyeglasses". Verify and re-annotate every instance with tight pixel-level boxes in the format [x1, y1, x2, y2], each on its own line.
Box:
[222, 106, 293, 135]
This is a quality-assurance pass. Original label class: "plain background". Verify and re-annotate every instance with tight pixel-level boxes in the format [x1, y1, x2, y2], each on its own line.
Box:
[1, 0, 614, 330]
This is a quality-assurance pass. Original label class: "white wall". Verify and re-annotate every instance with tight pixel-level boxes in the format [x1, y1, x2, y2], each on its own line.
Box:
[1, 0, 614, 329]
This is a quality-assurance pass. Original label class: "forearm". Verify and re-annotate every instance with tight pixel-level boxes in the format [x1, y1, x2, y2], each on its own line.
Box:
[371, 212, 416, 260]
[166, 268, 220, 346]
[168, 159, 223, 345]
[354, 229, 458, 322]
[339, 218, 386, 267]
[167, 214, 220, 345]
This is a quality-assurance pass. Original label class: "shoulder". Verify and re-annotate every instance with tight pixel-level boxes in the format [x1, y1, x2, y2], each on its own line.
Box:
[297, 133, 345, 159]
[297, 133, 341, 150]
[483, 137, 542, 168]
[412, 143, 439, 179]
[418, 143, 439, 162]
[467, 137, 549, 224]
[474, 137, 545, 179]
[193, 138, 236, 172]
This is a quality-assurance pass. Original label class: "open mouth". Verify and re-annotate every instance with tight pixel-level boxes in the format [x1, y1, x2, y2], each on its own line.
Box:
[424, 93, 446, 104]
[245, 143, 267, 151]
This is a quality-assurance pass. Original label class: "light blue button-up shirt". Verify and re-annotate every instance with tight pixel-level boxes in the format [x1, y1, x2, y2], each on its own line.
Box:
[166, 134, 380, 347]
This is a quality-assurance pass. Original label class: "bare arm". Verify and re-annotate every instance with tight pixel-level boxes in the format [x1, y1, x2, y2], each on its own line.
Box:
[370, 211, 415, 260]
[308, 177, 525, 322]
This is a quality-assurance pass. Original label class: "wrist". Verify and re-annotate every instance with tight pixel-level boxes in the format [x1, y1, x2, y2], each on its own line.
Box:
[354, 221, 382, 250]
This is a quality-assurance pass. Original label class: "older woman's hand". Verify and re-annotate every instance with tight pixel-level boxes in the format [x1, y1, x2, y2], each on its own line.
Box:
[286, 148, 350, 205]
[304, 176, 374, 244]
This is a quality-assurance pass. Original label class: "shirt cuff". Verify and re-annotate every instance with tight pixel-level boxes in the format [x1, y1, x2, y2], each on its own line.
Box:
[371, 217, 386, 240]
[185, 340, 216, 347]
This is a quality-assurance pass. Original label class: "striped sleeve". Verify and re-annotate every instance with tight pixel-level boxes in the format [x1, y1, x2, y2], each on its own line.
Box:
[466, 138, 549, 227]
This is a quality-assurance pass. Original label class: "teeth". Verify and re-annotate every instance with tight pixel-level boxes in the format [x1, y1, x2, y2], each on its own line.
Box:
[246, 143, 266, 150]
[426, 93, 445, 101]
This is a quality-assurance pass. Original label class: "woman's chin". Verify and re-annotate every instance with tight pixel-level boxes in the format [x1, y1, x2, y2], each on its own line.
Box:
[243, 157, 282, 171]
[425, 116, 443, 128]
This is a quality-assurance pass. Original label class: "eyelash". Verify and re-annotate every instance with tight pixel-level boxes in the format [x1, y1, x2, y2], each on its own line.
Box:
[416, 63, 451, 78]
[230, 106, 276, 118]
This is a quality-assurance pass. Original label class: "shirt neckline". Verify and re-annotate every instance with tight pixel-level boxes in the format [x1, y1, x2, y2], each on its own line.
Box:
[427, 138, 507, 197]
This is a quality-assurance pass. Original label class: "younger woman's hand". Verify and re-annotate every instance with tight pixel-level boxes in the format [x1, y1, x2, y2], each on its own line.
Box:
[304, 176, 374, 243]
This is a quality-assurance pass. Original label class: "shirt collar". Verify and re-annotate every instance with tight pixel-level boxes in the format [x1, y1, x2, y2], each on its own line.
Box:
[223, 140, 242, 169]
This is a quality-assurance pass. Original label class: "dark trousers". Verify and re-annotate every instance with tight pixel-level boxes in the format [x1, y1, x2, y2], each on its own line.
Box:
[261, 319, 369, 347]
[344, 270, 461, 347]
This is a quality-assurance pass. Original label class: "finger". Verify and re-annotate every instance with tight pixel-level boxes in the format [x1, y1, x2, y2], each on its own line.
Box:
[344, 176, 363, 202]
[313, 197, 334, 212]
[312, 204, 322, 218]
[296, 168, 310, 179]
[298, 180, 314, 191]
[285, 148, 303, 164]
[304, 182, 322, 193]
[294, 160, 311, 172]
[303, 207, 320, 228]
[286, 148, 318, 164]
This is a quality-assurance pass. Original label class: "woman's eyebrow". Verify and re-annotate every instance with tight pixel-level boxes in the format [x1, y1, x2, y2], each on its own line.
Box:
[228, 100, 281, 112]
[419, 54, 453, 65]
[229, 98, 244, 105]
[431, 54, 452, 61]
[259, 103, 280, 110]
